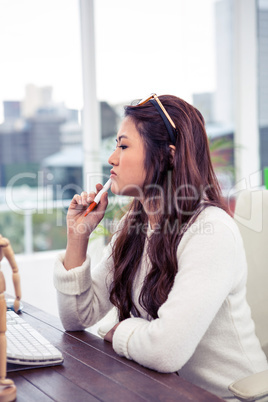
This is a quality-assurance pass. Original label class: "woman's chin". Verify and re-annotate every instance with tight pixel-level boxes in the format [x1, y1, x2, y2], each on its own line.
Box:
[110, 184, 124, 196]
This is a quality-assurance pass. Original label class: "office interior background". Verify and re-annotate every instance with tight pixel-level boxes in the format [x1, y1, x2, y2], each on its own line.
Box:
[0, 0, 267, 313]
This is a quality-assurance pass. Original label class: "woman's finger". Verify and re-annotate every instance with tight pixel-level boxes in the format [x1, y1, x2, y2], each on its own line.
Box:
[70, 194, 82, 206]
[86, 191, 96, 204]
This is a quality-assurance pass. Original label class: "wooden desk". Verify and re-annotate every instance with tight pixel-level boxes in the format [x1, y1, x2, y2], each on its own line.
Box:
[7, 301, 223, 401]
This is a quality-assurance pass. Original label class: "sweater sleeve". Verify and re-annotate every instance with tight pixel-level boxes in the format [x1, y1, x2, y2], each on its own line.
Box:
[53, 242, 115, 331]
[112, 214, 242, 372]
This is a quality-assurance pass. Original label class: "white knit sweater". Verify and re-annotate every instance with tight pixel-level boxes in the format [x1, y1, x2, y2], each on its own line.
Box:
[53, 206, 268, 400]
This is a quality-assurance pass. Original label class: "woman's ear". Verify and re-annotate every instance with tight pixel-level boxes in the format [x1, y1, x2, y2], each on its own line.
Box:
[169, 145, 176, 163]
[165, 145, 176, 170]
[160, 145, 176, 172]
[169, 145, 176, 157]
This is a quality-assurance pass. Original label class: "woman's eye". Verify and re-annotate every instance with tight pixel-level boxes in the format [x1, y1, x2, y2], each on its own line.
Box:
[118, 145, 127, 150]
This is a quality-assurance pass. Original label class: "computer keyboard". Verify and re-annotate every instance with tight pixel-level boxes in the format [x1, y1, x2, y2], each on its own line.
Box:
[6, 310, 64, 366]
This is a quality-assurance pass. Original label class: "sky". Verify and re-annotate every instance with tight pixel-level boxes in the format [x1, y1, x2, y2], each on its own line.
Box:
[0, 0, 217, 121]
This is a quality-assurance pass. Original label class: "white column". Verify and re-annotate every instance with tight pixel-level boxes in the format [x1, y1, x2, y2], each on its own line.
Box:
[24, 212, 33, 254]
[79, 0, 104, 255]
[233, 0, 260, 188]
[79, 0, 102, 191]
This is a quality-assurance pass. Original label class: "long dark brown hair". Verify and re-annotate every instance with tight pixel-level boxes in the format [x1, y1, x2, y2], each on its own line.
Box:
[109, 95, 228, 321]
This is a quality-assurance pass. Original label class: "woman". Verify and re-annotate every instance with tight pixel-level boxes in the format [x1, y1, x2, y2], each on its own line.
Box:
[54, 94, 267, 400]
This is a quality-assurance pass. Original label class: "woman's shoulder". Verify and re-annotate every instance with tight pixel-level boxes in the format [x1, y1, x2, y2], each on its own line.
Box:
[197, 205, 237, 230]
[177, 206, 247, 285]
[180, 206, 243, 247]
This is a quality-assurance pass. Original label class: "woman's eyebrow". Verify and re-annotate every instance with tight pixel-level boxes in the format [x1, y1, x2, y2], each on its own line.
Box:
[116, 135, 129, 143]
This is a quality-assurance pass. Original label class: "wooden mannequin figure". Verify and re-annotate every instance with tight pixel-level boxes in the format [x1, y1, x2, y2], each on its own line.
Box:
[0, 235, 19, 402]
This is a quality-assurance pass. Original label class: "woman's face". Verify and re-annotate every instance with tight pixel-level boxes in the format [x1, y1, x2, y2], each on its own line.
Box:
[108, 117, 147, 197]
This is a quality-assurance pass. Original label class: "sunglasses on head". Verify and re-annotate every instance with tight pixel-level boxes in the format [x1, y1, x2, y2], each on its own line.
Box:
[134, 93, 178, 145]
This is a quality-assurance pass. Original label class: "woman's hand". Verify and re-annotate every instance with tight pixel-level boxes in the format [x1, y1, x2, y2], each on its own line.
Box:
[63, 184, 109, 270]
[67, 184, 108, 238]
[104, 322, 121, 343]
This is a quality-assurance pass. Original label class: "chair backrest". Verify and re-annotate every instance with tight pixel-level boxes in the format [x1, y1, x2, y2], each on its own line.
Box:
[234, 189, 268, 358]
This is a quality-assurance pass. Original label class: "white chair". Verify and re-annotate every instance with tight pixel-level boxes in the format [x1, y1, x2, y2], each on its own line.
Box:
[228, 189, 268, 401]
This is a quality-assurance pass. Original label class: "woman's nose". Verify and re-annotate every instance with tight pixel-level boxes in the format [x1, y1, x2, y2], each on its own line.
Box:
[108, 149, 118, 166]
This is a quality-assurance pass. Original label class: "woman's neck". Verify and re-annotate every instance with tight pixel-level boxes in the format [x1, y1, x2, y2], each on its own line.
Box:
[138, 197, 162, 231]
